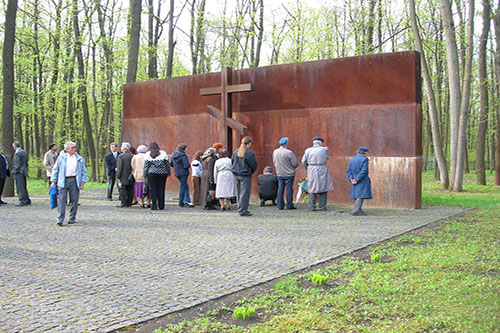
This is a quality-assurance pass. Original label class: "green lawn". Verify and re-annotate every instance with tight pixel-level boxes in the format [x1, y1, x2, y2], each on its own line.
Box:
[23, 177, 106, 196]
[151, 171, 500, 332]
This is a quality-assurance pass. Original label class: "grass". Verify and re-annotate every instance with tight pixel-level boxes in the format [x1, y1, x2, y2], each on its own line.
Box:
[153, 170, 500, 332]
[19, 177, 106, 196]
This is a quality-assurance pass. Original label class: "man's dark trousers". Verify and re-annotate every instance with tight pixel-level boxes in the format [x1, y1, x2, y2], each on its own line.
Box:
[14, 173, 30, 205]
[120, 184, 134, 207]
[277, 176, 295, 209]
[107, 175, 116, 199]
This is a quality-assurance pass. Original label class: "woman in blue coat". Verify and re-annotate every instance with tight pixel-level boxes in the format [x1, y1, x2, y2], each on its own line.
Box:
[170, 143, 194, 207]
[347, 147, 372, 216]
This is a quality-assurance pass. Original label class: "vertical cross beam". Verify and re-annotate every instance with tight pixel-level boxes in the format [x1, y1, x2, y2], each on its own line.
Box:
[221, 68, 232, 152]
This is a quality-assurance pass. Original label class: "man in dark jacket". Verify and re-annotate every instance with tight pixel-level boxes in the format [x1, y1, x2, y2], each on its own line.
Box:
[116, 142, 134, 207]
[170, 143, 194, 207]
[347, 147, 372, 216]
[105, 142, 120, 200]
[0, 144, 10, 205]
[257, 166, 278, 206]
[12, 141, 31, 206]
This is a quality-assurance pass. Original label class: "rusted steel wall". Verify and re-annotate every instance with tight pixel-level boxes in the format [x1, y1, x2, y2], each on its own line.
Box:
[123, 51, 422, 209]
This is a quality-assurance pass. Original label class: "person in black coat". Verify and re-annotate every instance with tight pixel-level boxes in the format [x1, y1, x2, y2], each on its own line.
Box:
[257, 166, 278, 206]
[12, 141, 31, 206]
[105, 142, 120, 200]
[231, 136, 257, 216]
[0, 144, 10, 205]
[116, 142, 134, 207]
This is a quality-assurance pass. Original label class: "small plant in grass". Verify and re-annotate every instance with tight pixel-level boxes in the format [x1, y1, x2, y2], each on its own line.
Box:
[413, 236, 422, 245]
[274, 276, 300, 295]
[310, 273, 328, 285]
[370, 252, 382, 263]
[232, 306, 255, 320]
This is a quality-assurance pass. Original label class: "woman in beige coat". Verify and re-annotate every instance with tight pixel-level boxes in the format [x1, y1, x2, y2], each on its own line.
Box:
[131, 145, 151, 208]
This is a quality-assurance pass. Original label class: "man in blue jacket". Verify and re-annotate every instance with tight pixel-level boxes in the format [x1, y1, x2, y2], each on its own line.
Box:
[51, 141, 88, 226]
[347, 147, 372, 216]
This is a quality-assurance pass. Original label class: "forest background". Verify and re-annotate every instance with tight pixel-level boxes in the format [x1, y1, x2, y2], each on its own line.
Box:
[0, 0, 499, 197]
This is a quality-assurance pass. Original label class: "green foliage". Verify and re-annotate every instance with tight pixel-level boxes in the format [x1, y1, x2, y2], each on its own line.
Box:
[274, 276, 300, 295]
[232, 306, 255, 320]
[310, 273, 328, 286]
[369, 252, 382, 263]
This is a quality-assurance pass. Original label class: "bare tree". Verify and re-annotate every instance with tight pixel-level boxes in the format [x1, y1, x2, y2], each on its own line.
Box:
[127, 0, 142, 83]
[476, 0, 491, 185]
[1, 0, 18, 197]
[409, 0, 449, 189]
[72, 0, 98, 180]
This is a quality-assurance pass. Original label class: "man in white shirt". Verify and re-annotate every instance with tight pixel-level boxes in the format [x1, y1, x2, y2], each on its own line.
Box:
[51, 141, 88, 226]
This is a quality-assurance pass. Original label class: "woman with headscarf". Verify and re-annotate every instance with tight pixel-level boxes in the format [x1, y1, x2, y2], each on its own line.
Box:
[143, 141, 170, 210]
[131, 144, 151, 208]
[214, 149, 235, 210]
[231, 136, 257, 216]
[199, 147, 217, 209]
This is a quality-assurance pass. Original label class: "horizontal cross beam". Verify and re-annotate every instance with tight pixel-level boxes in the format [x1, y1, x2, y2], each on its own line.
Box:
[207, 105, 248, 136]
[200, 83, 254, 96]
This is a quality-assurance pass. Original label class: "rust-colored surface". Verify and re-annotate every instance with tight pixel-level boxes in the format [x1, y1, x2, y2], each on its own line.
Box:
[123, 51, 422, 209]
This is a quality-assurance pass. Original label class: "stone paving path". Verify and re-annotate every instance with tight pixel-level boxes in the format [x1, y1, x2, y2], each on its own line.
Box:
[0, 188, 464, 332]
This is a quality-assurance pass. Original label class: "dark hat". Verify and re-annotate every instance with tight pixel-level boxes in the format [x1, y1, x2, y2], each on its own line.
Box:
[312, 136, 324, 142]
[358, 147, 369, 153]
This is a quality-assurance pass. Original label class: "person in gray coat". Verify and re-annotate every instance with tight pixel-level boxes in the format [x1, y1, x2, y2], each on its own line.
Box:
[272, 137, 299, 210]
[347, 147, 372, 216]
[301, 136, 334, 211]
[231, 136, 257, 216]
[12, 141, 31, 206]
[116, 142, 135, 207]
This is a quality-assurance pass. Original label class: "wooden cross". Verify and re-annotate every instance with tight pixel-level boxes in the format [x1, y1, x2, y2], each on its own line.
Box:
[200, 67, 253, 152]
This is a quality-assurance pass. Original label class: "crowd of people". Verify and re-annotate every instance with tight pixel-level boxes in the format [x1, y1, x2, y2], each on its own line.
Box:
[0, 136, 373, 225]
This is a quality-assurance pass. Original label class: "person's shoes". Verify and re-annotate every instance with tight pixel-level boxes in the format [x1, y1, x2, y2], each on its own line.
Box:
[151, 207, 158, 210]
[287, 206, 297, 210]
[56, 221, 63, 226]
[260, 200, 265, 207]
[272, 201, 277, 206]
[107, 198, 113, 201]
[117, 205, 127, 208]
[27, 199, 32, 205]
[141, 204, 147, 208]
[321, 207, 327, 211]
[352, 211, 367, 216]
[184, 203, 195, 207]
[0, 200, 7, 205]
[226, 206, 231, 211]
[240, 212, 252, 216]
[220, 207, 226, 211]
[68, 221, 75, 224]
[132, 201, 138, 205]
[147, 204, 151, 208]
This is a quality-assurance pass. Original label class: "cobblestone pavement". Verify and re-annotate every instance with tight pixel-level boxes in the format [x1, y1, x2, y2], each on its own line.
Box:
[0, 188, 464, 332]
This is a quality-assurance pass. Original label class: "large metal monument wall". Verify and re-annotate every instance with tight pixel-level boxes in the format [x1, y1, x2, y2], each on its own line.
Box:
[123, 51, 422, 209]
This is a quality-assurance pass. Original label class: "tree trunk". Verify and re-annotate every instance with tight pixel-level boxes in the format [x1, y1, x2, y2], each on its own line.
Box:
[452, 0, 474, 192]
[147, 0, 158, 78]
[72, 0, 98, 181]
[127, 0, 142, 83]
[1, 0, 18, 197]
[439, 0, 462, 190]
[166, 0, 175, 78]
[476, 0, 491, 185]
[409, 0, 449, 189]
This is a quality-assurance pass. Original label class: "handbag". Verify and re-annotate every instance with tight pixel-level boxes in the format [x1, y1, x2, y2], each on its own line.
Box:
[49, 186, 58, 209]
[128, 172, 135, 183]
[142, 182, 149, 196]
